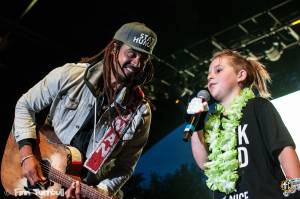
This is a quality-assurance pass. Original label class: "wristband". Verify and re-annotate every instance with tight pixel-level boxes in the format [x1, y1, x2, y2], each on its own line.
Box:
[281, 178, 300, 197]
[20, 154, 34, 166]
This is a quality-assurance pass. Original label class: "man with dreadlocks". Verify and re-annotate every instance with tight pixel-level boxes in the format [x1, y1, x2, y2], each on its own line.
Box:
[12, 22, 157, 198]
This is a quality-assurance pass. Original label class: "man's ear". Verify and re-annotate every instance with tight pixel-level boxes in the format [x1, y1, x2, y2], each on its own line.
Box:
[111, 43, 118, 55]
[237, 69, 247, 83]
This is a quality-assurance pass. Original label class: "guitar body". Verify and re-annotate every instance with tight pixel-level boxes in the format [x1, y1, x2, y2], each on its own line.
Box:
[1, 127, 82, 198]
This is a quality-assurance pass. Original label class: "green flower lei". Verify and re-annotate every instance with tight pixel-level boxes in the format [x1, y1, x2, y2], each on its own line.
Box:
[204, 88, 255, 194]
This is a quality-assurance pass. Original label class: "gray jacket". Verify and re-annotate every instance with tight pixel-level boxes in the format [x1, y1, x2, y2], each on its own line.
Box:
[13, 61, 151, 194]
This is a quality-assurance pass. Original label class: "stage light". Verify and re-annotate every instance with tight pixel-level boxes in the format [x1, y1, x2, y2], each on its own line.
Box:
[290, 19, 300, 26]
[264, 42, 283, 62]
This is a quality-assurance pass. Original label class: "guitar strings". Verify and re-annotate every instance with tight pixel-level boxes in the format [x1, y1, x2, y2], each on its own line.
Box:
[39, 162, 112, 199]
[40, 163, 110, 199]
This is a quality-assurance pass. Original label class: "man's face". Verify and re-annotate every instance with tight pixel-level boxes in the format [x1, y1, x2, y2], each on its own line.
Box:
[114, 44, 150, 84]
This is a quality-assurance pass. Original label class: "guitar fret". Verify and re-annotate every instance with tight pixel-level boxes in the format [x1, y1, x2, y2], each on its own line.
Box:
[45, 166, 111, 199]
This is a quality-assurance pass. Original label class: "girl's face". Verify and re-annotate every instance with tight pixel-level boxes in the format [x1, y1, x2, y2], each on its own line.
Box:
[207, 56, 245, 104]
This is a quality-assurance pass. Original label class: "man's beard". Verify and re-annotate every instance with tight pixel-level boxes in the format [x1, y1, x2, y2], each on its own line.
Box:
[117, 62, 144, 86]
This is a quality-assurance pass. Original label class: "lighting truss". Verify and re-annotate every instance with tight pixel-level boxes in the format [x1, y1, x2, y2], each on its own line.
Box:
[150, 0, 300, 103]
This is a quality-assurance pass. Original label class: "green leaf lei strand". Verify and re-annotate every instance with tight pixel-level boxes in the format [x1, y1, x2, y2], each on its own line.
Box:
[204, 88, 255, 194]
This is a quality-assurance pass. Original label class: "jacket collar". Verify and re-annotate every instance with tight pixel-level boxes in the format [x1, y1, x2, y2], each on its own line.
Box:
[83, 61, 104, 97]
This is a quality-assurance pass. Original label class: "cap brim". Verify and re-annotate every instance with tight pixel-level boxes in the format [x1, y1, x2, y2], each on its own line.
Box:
[123, 42, 152, 55]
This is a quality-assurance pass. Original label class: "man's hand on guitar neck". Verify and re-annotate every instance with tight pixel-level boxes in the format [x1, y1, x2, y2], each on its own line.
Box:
[65, 181, 112, 199]
[65, 181, 81, 199]
[19, 145, 46, 185]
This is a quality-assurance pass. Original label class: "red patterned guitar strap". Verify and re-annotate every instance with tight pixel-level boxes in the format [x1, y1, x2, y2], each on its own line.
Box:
[84, 112, 133, 174]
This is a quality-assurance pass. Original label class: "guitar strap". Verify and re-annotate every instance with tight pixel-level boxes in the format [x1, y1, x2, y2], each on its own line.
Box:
[84, 107, 137, 174]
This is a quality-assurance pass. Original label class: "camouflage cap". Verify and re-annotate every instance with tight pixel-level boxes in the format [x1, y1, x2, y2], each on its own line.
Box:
[113, 22, 157, 55]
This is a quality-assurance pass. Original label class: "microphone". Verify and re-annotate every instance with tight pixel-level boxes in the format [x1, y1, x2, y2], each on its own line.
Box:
[182, 90, 210, 142]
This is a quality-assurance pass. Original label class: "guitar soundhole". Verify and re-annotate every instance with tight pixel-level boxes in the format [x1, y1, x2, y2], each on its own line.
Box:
[25, 160, 54, 191]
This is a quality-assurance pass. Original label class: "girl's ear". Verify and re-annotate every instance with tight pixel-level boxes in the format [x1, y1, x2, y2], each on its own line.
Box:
[237, 69, 247, 83]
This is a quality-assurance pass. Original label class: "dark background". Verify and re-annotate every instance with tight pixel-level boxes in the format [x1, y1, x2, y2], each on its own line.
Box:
[1, 0, 300, 198]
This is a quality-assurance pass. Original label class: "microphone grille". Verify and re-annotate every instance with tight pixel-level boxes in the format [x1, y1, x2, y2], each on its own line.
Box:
[197, 90, 210, 101]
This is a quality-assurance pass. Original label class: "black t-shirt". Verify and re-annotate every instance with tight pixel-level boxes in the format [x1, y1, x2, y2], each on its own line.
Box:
[71, 95, 106, 155]
[212, 97, 296, 199]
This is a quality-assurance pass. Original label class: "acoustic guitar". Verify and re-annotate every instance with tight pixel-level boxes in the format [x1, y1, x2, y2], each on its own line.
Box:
[1, 127, 114, 199]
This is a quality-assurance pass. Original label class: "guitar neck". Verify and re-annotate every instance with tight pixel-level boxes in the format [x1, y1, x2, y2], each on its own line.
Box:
[45, 165, 112, 199]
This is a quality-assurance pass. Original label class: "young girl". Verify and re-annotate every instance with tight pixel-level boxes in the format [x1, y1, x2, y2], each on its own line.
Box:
[188, 49, 300, 198]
